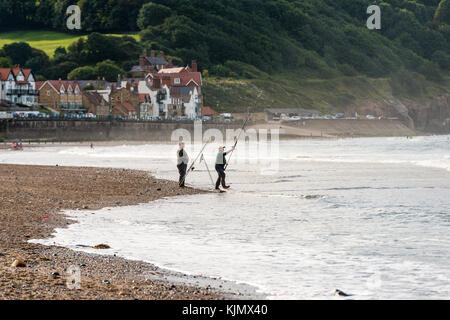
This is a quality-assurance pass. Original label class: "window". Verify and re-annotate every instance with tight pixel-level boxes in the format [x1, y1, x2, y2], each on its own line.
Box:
[174, 78, 181, 84]
[47, 90, 51, 96]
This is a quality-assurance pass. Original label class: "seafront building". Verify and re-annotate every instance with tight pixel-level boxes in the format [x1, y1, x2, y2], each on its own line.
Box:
[129, 50, 203, 119]
[36, 80, 83, 113]
[1, 53, 204, 120]
[0, 65, 38, 107]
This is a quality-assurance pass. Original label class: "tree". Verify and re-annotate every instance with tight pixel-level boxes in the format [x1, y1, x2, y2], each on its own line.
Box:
[2, 42, 33, 66]
[68, 66, 97, 80]
[44, 61, 78, 80]
[432, 50, 450, 70]
[25, 52, 50, 76]
[137, 2, 172, 30]
[434, 0, 450, 26]
[0, 56, 12, 68]
[95, 60, 125, 82]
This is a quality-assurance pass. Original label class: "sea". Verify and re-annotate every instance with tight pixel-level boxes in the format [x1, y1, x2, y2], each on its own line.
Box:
[1, 135, 449, 299]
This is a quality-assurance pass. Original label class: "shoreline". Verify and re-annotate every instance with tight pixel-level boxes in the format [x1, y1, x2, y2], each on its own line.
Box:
[0, 130, 444, 151]
[0, 164, 256, 300]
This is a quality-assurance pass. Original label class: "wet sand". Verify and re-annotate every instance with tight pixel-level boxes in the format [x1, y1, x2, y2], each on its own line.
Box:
[0, 164, 230, 300]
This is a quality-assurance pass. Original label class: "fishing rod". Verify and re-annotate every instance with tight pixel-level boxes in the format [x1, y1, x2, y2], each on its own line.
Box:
[179, 138, 211, 187]
[224, 109, 250, 170]
[200, 153, 215, 187]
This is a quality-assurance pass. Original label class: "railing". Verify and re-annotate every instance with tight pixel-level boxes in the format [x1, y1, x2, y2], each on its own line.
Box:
[60, 105, 86, 111]
[6, 89, 39, 96]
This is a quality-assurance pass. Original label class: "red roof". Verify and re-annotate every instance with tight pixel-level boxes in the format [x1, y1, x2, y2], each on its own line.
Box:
[22, 69, 32, 80]
[153, 71, 201, 88]
[114, 106, 128, 116]
[139, 94, 150, 103]
[46, 80, 80, 92]
[0, 67, 33, 81]
[121, 102, 135, 112]
[35, 81, 45, 90]
[202, 106, 217, 116]
[158, 67, 187, 74]
[0, 68, 12, 81]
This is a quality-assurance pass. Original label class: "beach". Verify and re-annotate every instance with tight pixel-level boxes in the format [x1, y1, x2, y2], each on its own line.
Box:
[0, 164, 227, 300]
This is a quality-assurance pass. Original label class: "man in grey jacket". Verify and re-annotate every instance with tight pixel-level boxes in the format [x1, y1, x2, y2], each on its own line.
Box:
[215, 145, 235, 190]
[177, 142, 189, 187]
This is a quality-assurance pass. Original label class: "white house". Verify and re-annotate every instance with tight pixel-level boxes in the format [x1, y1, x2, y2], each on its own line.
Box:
[151, 84, 171, 118]
[184, 87, 200, 119]
[168, 86, 199, 119]
[0, 66, 38, 106]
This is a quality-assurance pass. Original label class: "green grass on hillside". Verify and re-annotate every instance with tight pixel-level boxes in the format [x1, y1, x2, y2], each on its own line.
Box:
[0, 30, 139, 57]
[203, 74, 450, 114]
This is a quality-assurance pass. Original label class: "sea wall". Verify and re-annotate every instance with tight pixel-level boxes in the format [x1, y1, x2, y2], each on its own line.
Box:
[0, 120, 243, 142]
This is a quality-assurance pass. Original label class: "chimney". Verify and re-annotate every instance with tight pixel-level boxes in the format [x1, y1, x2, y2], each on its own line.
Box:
[191, 60, 198, 72]
[150, 50, 155, 58]
[139, 55, 145, 67]
[168, 57, 173, 68]
[126, 81, 131, 90]
[153, 78, 161, 89]
[159, 51, 164, 58]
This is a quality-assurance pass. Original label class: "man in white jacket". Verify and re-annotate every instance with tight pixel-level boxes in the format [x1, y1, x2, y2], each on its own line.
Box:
[177, 142, 189, 187]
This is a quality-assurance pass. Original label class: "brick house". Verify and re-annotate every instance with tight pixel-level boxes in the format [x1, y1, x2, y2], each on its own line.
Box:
[82, 91, 110, 116]
[109, 83, 139, 118]
[38, 80, 83, 113]
[130, 50, 173, 78]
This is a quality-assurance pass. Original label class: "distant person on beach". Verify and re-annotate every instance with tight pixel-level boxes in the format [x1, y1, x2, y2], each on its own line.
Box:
[215, 146, 235, 190]
[177, 142, 189, 188]
[90, 143, 94, 149]
[11, 140, 22, 150]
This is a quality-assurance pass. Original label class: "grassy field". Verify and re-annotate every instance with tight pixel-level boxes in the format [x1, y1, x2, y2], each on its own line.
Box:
[0, 30, 139, 57]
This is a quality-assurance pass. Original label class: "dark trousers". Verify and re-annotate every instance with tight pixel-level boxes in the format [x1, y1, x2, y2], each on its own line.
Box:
[177, 163, 187, 187]
[215, 164, 226, 189]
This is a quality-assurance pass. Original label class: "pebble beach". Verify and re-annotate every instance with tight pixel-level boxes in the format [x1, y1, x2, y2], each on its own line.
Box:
[0, 164, 226, 300]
